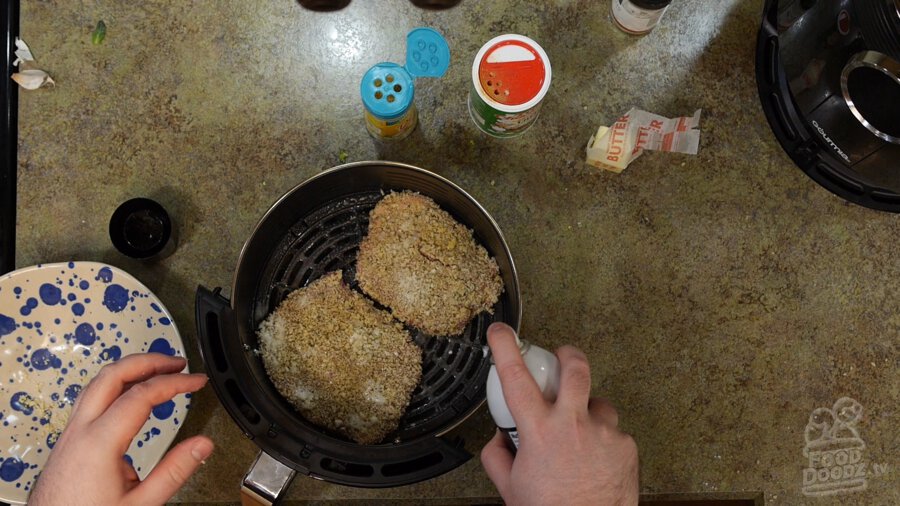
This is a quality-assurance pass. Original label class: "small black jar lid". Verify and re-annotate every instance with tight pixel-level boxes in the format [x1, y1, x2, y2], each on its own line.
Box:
[109, 198, 173, 259]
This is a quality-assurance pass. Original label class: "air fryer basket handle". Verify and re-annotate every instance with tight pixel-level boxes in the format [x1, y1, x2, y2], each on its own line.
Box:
[196, 285, 271, 438]
[241, 451, 296, 506]
[195, 286, 236, 381]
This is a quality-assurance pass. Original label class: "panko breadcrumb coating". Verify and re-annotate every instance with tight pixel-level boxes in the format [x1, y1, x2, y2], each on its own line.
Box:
[356, 191, 503, 336]
[257, 270, 422, 445]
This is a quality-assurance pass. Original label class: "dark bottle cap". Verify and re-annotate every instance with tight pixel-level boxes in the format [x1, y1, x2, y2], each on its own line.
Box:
[297, 0, 351, 11]
[109, 198, 176, 260]
[410, 0, 463, 8]
[627, 0, 673, 10]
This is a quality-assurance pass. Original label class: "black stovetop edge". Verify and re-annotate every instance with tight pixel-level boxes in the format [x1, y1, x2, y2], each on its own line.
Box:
[0, 0, 18, 276]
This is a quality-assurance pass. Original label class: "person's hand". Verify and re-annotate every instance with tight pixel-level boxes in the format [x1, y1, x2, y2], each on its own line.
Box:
[29, 353, 214, 506]
[481, 323, 639, 506]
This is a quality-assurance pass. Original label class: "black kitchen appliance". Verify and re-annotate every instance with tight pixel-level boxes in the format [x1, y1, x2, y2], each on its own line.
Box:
[195, 162, 520, 503]
[756, 0, 900, 211]
[1, 0, 19, 275]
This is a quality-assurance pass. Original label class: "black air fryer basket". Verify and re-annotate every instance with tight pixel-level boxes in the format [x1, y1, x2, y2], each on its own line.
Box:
[195, 162, 520, 500]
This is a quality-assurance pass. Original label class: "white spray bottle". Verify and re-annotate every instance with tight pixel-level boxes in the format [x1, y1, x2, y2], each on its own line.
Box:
[486, 330, 561, 452]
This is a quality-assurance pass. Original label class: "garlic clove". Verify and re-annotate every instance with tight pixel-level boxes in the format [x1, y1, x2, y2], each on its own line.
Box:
[11, 69, 55, 90]
[13, 37, 34, 67]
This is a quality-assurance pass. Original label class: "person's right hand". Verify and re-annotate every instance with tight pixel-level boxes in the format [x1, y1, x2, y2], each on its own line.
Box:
[481, 323, 639, 505]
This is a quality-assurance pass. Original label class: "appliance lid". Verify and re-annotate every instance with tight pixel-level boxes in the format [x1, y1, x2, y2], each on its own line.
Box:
[756, 0, 900, 210]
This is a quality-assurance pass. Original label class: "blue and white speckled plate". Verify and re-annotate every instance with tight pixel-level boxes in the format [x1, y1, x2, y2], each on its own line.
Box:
[0, 262, 191, 505]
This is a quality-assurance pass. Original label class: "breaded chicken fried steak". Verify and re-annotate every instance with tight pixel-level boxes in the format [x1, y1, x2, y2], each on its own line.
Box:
[257, 271, 422, 444]
[356, 191, 503, 336]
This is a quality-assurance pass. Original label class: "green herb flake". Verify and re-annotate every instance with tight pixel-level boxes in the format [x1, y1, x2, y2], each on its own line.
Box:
[338, 150, 349, 163]
[92, 20, 106, 45]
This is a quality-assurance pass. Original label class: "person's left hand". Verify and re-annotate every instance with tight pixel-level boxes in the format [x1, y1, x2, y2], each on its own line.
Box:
[29, 353, 214, 506]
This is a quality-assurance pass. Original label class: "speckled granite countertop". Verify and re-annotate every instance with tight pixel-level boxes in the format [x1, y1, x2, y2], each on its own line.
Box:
[14, 0, 899, 504]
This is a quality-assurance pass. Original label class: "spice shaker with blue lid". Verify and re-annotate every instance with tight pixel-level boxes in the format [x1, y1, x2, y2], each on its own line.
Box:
[360, 28, 450, 141]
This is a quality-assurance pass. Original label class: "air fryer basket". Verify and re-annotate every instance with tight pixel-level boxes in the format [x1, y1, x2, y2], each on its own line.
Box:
[196, 162, 520, 495]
